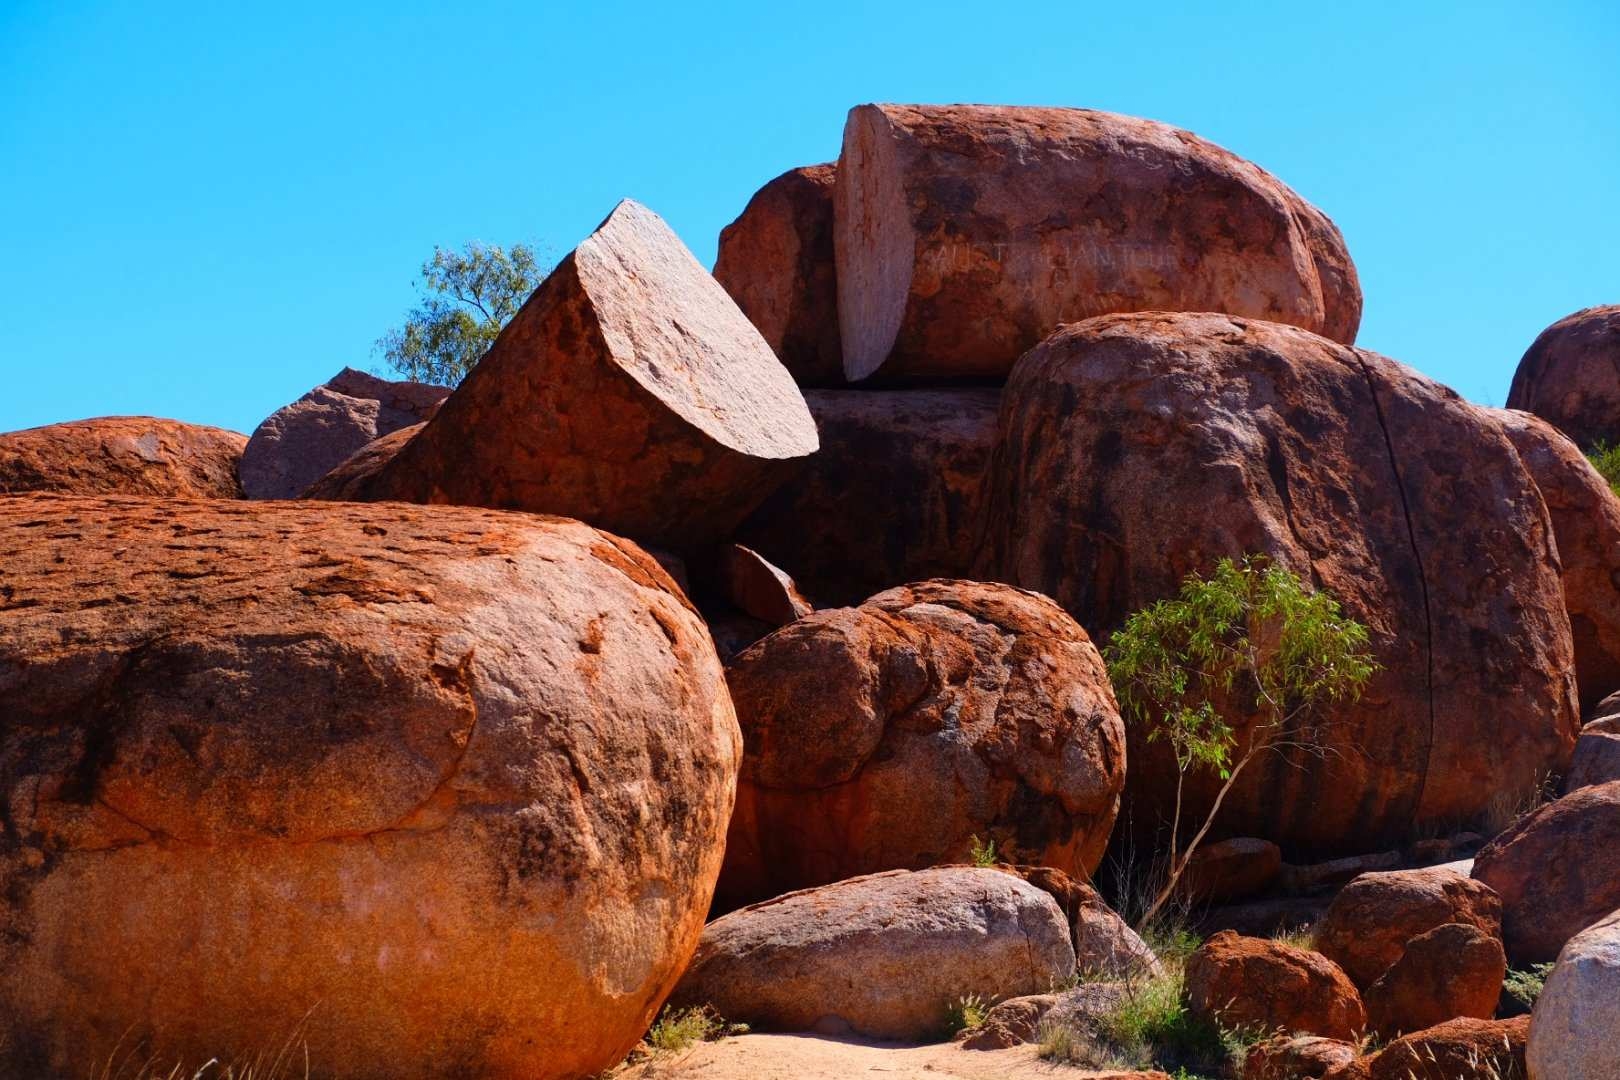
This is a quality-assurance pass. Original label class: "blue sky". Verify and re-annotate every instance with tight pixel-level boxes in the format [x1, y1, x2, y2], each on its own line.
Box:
[2, 1, 1616, 435]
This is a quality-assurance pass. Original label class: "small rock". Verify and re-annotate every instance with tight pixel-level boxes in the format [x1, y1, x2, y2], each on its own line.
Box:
[1242, 1035, 1361, 1080]
[1567, 728, 1620, 790]
[1179, 837, 1282, 904]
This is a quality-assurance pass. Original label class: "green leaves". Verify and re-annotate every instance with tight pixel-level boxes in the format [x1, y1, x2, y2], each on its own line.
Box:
[1105, 555, 1377, 780]
[377, 242, 546, 386]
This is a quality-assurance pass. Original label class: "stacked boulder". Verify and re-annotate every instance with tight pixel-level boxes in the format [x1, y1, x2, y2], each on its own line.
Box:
[1506, 303, 1620, 448]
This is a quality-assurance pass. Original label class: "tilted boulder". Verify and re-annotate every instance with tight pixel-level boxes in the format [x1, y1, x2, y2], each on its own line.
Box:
[239, 367, 449, 499]
[714, 164, 843, 386]
[979, 312, 1579, 851]
[1527, 907, 1620, 1080]
[1473, 779, 1620, 963]
[1314, 866, 1503, 989]
[0, 416, 245, 498]
[301, 423, 422, 500]
[716, 580, 1125, 908]
[736, 387, 1000, 605]
[668, 867, 1074, 1042]
[1362, 922, 1506, 1038]
[834, 104, 1360, 382]
[1506, 304, 1620, 448]
[1184, 931, 1366, 1041]
[1364, 1017, 1528, 1080]
[1492, 406, 1620, 711]
[0, 494, 740, 1080]
[364, 200, 818, 549]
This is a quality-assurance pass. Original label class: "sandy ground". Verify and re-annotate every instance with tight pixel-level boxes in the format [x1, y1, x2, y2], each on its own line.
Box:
[615, 1033, 1140, 1079]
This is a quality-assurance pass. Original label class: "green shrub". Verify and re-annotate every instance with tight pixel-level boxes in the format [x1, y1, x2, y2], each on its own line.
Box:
[967, 834, 998, 867]
[1587, 442, 1620, 497]
[1504, 963, 1556, 1010]
[643, 1005, 745, 1054]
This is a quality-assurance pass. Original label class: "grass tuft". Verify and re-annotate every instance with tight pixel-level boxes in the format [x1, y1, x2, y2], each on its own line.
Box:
[642, 1005, 745, 1055]
[967, 834, 998, 868]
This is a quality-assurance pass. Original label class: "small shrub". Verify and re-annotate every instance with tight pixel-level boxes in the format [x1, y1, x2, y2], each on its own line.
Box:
[1588, 442, 1620, 497]
[642, 1005, 744, 1054]
[1271, 925, 1316, 951]
[968, 834, 998, 867]
[1504, 963, 1555, 1010]
[945, 993, 991, 1034]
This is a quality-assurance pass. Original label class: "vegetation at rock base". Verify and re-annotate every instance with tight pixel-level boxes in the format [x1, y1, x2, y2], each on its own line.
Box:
[945, 993, 991, 1034]
[1503, 963, 1555, 1010]
[377, 241, 545, 386]
[1106, 555, 1378, 927]
[1586, 441, 1620, 497]
[640, 1005, 747, 1056]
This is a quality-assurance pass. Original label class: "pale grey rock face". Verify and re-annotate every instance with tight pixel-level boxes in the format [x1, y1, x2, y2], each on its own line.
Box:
[1528, 907, 1620, 1080]
[1568, 729, 1620, 791]
[669, 867, 1075, 1042]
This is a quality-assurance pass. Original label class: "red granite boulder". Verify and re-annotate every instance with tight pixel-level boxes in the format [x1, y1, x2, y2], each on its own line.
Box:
[1184, 931, 1366, 1041]
[0, 416, 245, 498]
[1506, 304, 1620, 448]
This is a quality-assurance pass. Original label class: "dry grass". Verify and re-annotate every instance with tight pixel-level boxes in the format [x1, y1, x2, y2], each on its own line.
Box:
[93, 1031, 311, 1080]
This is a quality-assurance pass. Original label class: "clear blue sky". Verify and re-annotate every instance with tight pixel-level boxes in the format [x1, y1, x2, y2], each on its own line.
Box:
[2, 2, 1616, 435]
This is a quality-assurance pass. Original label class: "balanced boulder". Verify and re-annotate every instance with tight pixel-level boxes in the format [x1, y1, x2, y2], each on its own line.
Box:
[363, 200, 818, 548]
[714, 164, 842, 386]
[1492, 406, 1620, 710]
[1362, 922, 1505, 1038]
[1184, 931, 1366, 1041]
[669, 867, 1074, 1042]
[980, 312, 1579, 851]
[736, 387, 1000, 605]
[1315, 866, 1503, 989]
[0, 494, 741, 1080]
[1527, 907, 1620, 1080]
[0, 416, 245, 497]
[1505, 304, 1620, 448]
[1473, 779, 1620, 963]
[716, 580, 1125, 908]
[238, 367, 448, 499]
[834, 104, 1360, 382]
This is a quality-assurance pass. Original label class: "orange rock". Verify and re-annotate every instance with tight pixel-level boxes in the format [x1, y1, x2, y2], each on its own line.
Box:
[736, 387, 1000, 606]
[716, 543, 812, 626]
[1365, 1016, 1528, 1080]
[1362, 922, 1506, 1038]
[714, 164, 843, 386]
[1314, 866, 1502, 989]
[364, 200, 818, 549]
[1184, 931, 1366, 1041]
[980, 312, 1578, 851]
[1472, 779, 1620, 963]
[1506, 304, 1620, 448]
[0, 416, 245, 497]
[1493, 407, 1620, 711]
[834, 104, 1360, 381]
[0, 494, 740, 1080]
[716, 580, 1124, 909]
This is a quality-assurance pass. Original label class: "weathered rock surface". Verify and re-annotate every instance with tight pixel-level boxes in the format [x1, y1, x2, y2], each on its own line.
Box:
[1362, 922, 1505, 1038]
[714, 164, 843, 386]
[1506, 304, 1620, 448]
[1179, 837, 1283, 905]
[716, 581, 1125, 909]
[987, 864, 1160, 980]
[980, 312, 1579, 851]
[1528, 907, 1620, 1080]
[1473, 779, 1620, 963]
[834, 104, 1360, 381]
[669, 868, 1075, 1042]
[1364, 1016, 1528, 1080]
[301, 423, 422, 500]
[1184, 931, 1366, 1040]
[363, 200, 818, 548]
[736, 387, 1000, 605]
[0, 494, 741, 1080]
[1493, 406, 1620, 711]
[1242, 1035, 1360, 1080]
[239, 367, 449, 500]
[1568, 727, 1620, 790]
[1314, 866, 1503, 989]
[0, 416, 245, 498]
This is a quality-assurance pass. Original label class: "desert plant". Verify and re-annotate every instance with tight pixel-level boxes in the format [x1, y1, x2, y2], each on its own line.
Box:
[1036, 1018, 1136, 1069]
[967, 834, 998, 867]
[642, 1005, 745, 1054]
[1271, 924, 1316, 951]
[1587, 441, 1620, 497]
[1503, 963, 1555, 1010]
[1106, 555, 1377, 927]
[945, 993, 991, 1034]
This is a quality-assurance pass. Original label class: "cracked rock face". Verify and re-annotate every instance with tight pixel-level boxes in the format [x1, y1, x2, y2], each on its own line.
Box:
[364, 199, 819, 550]
[834, 103, 1361, 382]
[0, 494, 741, 1080]
[715, 580, 1125, 910]
[0, 416, 246, 498]
[1506, 304, 1620, 449]
[979, 312, 1578, 852]
[668, 867, 1075, 1042]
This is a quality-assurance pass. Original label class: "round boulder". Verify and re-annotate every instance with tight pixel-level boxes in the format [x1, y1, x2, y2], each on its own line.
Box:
[668, 867, 1075, 1042]
[716, 580, 1126, 908]
[0, 416, 245, 497]
[1363, 922, 1505, 1038]
[1527, 907, 1620, 1080]
[1314, 866, 1503, 989]
[1506, 304, 1620, 449]
[981, 311, 1578, 851]
[0, 494, 740, 1080]
[1184, 931, 1366, 1041]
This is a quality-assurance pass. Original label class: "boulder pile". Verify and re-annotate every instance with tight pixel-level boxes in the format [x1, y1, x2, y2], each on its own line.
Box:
[3, 100, 1617, 1077]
